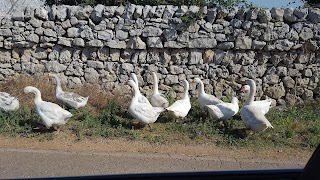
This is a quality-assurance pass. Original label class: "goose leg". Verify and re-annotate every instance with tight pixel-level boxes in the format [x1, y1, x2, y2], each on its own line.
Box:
[222, 120, 229, 132]
[243, 127, 254, 135]
[52, 125, 60, 134]
[34, 124, 48, 132]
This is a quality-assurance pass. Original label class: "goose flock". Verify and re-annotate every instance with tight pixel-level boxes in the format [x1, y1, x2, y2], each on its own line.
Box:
[127, 73, 273, 132]
[0, 73, 273, 133]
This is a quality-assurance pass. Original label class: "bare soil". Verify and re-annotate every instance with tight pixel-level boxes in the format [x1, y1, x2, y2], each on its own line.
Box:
[0, 134, 313, 162]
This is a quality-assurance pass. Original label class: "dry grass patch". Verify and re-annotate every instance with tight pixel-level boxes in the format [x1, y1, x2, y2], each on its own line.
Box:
[0, 74, 56, 107]
[0, 74, 130, 112]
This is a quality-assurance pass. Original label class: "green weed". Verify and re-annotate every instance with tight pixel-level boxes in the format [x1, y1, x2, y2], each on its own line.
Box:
[0, 96, 319, 151]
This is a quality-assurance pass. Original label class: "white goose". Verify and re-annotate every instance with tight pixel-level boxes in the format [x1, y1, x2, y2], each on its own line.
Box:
[0, 92, 19, 112]
[24, 86, 72, 131]
[166, 80, 191, 118]
[241, 85, 272, 115]
[206, 97, 239, 121]
[50, 74, 88, 109]
[193, 78, 223, 112]
[240, 79, 273, 132]
[150, 72, 169, 108]
[128, 80, 164, 125]
[130, 73, 152, 106]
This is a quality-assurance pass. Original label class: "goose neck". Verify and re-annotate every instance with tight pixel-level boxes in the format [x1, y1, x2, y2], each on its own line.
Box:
[183, 81, 190, 99]
[130, 82, 139, 101]
[152, 73, 159, 94]
[32, 88, 42, 103]
[244, 82, 256, 105]
[53, 75, 63, 94]
[197, 81, 205, 95]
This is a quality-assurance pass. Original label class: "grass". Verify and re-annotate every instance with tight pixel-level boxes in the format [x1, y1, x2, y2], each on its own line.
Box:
[0, 74, 319, 151]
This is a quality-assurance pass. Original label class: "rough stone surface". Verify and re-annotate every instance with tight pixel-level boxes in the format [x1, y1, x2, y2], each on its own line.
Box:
[0, 5, 318, 106]
[235, 36, 252, 49]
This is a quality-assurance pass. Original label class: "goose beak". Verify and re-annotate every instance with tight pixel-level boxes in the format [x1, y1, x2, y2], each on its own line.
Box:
[240, 86, 246, 92]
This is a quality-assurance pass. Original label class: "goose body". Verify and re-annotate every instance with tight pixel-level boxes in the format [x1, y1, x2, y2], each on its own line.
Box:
[206, 97, 239, 121]
[166, 80, 191, 118]
[24, 86, 72, 129]
[0, 92, 19, 112]
[130, 73, 152, 106]
[50, 74, 88, 109]
[240, 79, 273, 132]
[242, 85, 272, 115]
[150, 72, 169, 108]
[193, 78, 222, 111]
[128, 80, 164, 124]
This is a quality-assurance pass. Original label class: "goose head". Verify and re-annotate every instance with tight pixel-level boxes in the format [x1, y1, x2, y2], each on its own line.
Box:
[241, 85, 250, 93]
[128, 79, 136, 89]
[128, 79, 138, 97]
[49, 73, 63, 94]
[193, 78, 202, 86]
[130, 73, 138, 85]
[24, 86, 42, 102]
[192, 78, 204, 94]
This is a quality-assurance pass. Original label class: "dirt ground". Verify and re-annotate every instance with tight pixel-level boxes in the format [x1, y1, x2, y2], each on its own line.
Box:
[0, 134, 314, 162]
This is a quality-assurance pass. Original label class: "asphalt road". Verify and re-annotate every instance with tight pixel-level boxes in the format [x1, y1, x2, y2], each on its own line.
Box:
[0, 148, 306, 179]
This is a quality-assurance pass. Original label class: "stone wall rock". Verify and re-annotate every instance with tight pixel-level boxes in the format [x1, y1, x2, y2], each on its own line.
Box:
[0, 5, 320, 106]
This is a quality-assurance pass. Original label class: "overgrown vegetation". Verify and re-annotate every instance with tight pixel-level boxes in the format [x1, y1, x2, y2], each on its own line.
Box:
[0, 74, 319, 150]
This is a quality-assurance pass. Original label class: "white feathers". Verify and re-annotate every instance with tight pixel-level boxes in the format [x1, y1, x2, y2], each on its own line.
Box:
[241, 85, 272, 115]
[24, 86, 72, 129]
[240, 79, 273, 132]
[128, 80, 164, 124]
[130, 73, 152, 106]
[0, 92, 19, 112]
[206, 97, 239, 121]
[193, 78, 222, 112]
[166, 80, 191, 118]
[150, 72, 169, 108]
[50, 74, 88, 109]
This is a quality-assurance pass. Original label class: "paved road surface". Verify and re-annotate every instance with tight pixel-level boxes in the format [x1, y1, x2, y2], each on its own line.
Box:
[0, 148, 306, 179]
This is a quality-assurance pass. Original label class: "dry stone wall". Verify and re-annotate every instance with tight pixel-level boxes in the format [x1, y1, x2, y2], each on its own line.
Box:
[1, 4, 320, 106]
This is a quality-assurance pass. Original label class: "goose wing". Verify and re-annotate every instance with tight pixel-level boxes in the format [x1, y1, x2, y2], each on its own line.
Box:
[151, 94, 169, 108]
[166, 99, 191, 117]
[241, 105, 273, 131]
[207, 103, 238, 120]
[38, 101, 72, 120]
[58, 91, 88, 103]
[199, 93, 223, 111]
[138, 95, 151, 105]
[0, 92, 16, 105]
[252, 100, 272, 115]
[136, 104, 163, 117]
